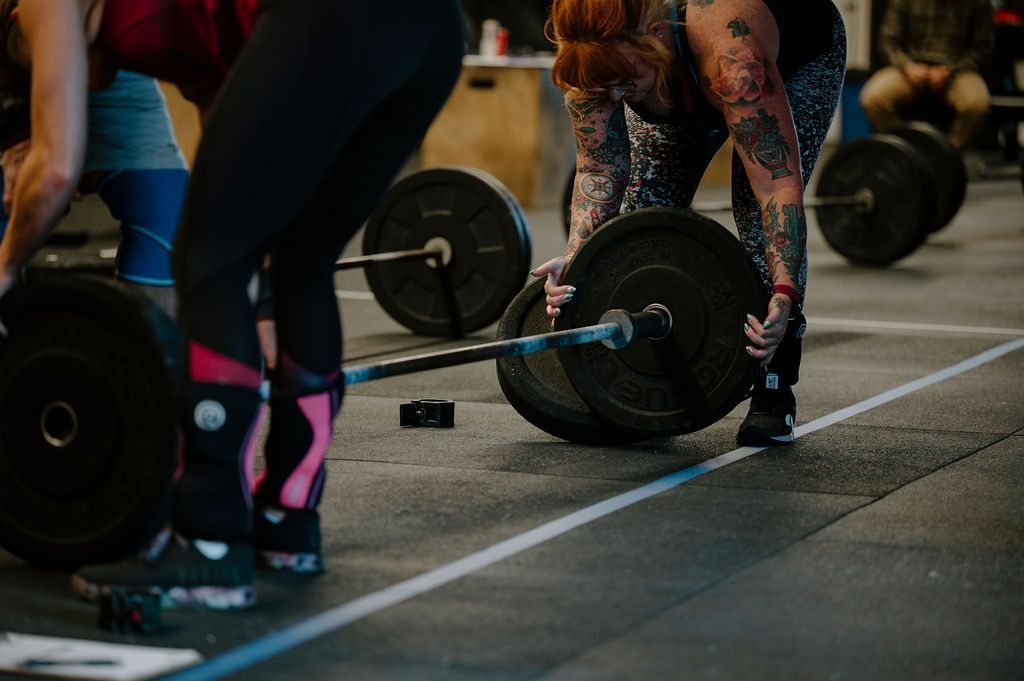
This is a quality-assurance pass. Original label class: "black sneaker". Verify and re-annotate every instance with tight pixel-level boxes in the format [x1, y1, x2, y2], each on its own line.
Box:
[736, 383, 796, 446]
[72, 529, 256, 610]
[253, 506, 324, 575]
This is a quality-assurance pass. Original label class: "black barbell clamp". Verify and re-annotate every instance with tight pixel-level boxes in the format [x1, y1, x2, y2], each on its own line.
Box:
[400, 399, 455, 428]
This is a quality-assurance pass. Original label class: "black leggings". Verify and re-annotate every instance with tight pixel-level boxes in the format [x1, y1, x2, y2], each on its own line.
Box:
[172, 0, 465, 541]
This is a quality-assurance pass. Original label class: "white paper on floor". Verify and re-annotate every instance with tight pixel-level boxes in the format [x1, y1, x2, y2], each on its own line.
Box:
[0, 632, 201, 681]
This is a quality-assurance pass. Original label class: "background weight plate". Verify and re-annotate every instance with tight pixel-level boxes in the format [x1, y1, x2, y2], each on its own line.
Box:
[815, 134, 935, 265]
[0, 270, 179, 568]
[888, 123, 967, 232]
[562, 167, 574, 236]
[29, 247, 117, 276]
[496, 279, 643, 445]
[363, 167, 531, 337]
[557, 208, 764, 438]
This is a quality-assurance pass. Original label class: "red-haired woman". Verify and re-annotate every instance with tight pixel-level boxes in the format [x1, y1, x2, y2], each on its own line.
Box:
[0, 0, 463, 608]
[536, 0, 845, 446]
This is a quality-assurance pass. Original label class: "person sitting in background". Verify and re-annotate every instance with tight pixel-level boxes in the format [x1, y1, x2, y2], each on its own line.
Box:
[859, 0, 995, 149]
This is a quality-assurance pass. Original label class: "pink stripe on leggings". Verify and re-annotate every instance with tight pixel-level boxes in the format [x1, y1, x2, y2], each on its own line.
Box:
[189, 341, 262, 389]
[279, 393, 333, 509]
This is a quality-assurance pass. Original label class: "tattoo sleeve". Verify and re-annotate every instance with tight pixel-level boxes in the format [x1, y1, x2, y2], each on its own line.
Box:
[564, 93, 630, 258]
[689, 1, 806, 290]
[761, 197, 806, 287]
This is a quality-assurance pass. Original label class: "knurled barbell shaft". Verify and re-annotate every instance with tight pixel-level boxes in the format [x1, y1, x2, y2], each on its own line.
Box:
[343, 308, 670, 386]
[691, 188, 875, 214]
[335, 247, 443, 272]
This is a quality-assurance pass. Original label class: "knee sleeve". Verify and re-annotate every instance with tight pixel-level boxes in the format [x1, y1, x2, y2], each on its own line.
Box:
[174, 341, 265, 541]
[98, 169, 189, 286]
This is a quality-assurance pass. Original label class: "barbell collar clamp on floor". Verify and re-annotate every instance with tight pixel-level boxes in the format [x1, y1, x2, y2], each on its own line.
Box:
[691, 187, 876, 215]
[342, 306, 672, 386]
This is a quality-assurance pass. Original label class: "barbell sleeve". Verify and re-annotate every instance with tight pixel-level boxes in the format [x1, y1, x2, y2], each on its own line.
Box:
[342, 308, 671, 386]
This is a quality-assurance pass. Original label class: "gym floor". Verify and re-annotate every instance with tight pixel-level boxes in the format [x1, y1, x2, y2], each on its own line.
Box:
[1, 169, 1022, 681]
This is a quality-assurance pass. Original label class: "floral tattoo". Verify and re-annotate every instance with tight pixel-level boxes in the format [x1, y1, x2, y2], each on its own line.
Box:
[730, 108, 794, 180]
[707, 44, 774, 106]
[762, 198, 806, 285]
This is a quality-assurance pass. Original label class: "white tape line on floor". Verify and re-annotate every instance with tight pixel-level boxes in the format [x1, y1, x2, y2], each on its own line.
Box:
[808, 317, 1024, 337]
[335, 290, 375, 301]
[166, 336, 1024, 681]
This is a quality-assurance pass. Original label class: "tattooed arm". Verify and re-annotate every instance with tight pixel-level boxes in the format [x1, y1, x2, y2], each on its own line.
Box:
[533, 89, 630, 319]
[687, 0, 805, 361]
[564, 89, 631, 258]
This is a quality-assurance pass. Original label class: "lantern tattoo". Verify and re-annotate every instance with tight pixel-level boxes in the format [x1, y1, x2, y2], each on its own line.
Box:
[730, 108, 794, 180]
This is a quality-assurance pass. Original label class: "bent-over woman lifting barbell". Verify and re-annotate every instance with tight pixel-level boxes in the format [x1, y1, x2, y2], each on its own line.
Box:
[534, 0, 846, 447]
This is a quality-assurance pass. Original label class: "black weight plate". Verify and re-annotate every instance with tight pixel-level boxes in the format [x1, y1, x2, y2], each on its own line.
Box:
[496, 278, 643, 445]
[556, 208, 764, 438]
[816, 134, 935, 265]
[0, 269, 179, 568]
[562, 167, 574, 236]
[481, 167, 534, 282]
[363, 167, 531, 337]
[888, 123, 967, 232]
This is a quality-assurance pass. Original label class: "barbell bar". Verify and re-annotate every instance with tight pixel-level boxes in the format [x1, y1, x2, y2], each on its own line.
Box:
[689, 188, 876, 215]
[343, 306, 671, 386]
[334, 246, 445, 271]
[561, 132, 941, 265]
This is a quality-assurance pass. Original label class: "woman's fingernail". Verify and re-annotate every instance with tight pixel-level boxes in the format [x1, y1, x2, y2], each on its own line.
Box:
[553, 308, 561, 317]
[564, 293, 574, 302]
[746, 314, 755, 322]
[745, 346, 754, 354]
[763, 320, 773, 329]
[568, 286, 577, 294]
[530, 268, 537, 276]
[744, 323, 750, 332]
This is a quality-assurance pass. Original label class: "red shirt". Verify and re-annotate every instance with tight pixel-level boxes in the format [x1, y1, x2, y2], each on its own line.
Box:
[97, 0, 259, 94]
